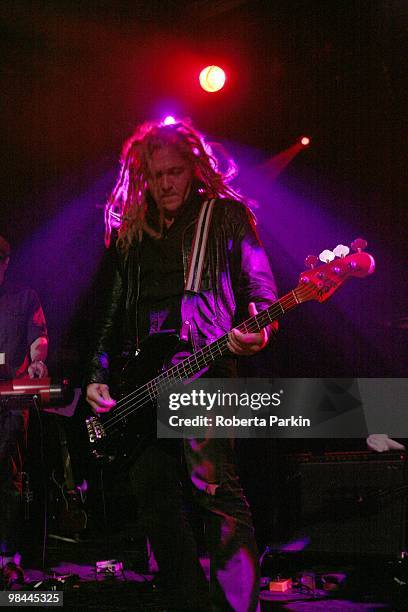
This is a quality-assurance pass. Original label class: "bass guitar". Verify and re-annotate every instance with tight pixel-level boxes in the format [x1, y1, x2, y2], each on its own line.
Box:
[86, 240, 375, 466]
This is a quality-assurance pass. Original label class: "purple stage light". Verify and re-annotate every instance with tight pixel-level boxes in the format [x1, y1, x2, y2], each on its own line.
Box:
[280, 537, 310, 552]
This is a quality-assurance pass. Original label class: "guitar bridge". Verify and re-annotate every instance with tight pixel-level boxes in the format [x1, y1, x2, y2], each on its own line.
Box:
[86, 416, 106, 443]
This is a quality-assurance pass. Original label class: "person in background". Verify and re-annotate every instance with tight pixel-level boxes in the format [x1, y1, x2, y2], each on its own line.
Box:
[0, 235, 48, 588]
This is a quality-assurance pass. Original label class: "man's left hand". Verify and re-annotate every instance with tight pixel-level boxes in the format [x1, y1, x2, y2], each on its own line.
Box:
[28, 360, 48, 378]
[227, 302, 269, 356]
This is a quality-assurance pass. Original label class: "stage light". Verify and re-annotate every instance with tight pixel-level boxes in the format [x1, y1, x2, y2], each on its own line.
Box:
[163, 115, 176, 126]
[300, 136, 311, 146]
[199, 65, 226, 93]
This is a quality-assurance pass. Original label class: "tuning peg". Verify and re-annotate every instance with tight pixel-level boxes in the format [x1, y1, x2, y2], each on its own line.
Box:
[333, 244, 350, 258]
[351, 238, 367, 252]
[304, 255, 319, 269]
[319, 249, 335, 263]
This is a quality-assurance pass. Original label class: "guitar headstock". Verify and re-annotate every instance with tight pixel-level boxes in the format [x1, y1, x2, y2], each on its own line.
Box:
[296, 239, 375, 303]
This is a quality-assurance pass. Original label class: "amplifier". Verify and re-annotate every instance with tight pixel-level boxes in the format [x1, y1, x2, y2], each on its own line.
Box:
[292, 451, 408, 557]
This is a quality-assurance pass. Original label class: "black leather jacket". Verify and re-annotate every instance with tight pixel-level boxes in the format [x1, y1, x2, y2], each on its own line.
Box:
[87, 198, 278, 384]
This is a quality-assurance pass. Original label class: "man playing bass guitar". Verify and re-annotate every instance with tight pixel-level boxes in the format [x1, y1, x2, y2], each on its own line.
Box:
[86, 119, 278, 612]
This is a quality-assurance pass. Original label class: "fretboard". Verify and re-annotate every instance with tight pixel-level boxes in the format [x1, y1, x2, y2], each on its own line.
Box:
[146, 287, 306, 399]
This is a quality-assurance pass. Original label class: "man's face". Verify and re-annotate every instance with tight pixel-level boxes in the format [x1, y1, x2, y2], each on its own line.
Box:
[147, 146, 194, 216]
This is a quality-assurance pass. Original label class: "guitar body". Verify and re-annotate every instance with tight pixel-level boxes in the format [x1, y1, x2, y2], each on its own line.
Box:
[87, 333, 182, 468]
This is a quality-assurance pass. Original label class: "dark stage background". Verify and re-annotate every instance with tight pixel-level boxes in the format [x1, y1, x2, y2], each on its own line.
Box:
[1, 0, 407, 548]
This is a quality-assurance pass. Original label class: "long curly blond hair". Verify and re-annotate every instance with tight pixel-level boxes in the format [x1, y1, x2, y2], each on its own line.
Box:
[104, 119, 247, 251]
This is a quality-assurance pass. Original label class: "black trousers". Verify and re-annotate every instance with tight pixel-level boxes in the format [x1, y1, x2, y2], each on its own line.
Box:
[129, 437, 260, 612]
[0, 402, 27, 558]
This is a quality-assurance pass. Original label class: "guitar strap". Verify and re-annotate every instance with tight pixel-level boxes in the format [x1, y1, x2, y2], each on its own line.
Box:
[180, 198, 215, 342]
[185, 198, 215, 293]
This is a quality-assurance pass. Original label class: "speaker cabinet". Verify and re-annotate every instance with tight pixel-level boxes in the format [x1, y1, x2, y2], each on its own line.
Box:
[293, 452, 408, 557]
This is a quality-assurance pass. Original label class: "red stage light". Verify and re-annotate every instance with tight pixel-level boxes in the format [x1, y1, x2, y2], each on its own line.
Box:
[163, 115, 176, 125]
[300, 136, 311, 146]
[199, 65, 226, 92]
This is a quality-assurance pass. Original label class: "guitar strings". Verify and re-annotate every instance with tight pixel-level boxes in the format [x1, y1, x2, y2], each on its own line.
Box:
[100, 287, 315, 431]
[99, 286, 315, 431]
[99, 291, 299, 428]
[105, 257, 361, 425]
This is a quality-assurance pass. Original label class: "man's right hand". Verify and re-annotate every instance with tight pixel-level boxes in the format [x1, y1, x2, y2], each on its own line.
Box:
[86, 383, 116, 414]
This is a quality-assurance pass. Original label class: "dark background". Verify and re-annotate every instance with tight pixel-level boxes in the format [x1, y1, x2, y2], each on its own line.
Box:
[1, 0, 407, 547]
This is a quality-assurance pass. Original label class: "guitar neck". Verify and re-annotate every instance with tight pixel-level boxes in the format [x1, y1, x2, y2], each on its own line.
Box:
[150, 288, 304, 397]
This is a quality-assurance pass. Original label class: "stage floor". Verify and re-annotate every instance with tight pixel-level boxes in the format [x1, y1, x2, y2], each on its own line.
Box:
[19, 549, 404, 611]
